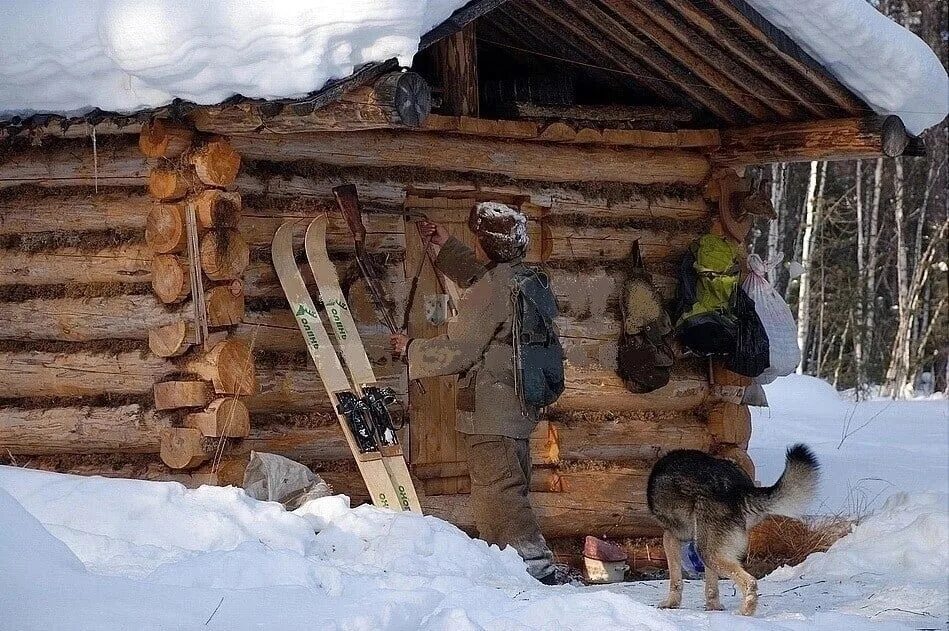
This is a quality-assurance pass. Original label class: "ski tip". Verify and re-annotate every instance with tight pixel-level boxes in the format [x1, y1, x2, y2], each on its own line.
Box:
[305, 215, 328, 241]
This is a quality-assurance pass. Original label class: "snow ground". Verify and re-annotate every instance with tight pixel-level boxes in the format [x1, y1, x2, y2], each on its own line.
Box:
[1, 376, 946, 630]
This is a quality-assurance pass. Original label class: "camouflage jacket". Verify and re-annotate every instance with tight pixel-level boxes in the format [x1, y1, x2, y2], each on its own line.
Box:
[407, 236, 538, 438]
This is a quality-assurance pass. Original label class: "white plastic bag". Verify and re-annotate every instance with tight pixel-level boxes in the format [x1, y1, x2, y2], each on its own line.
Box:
[742, 254, 800, 383]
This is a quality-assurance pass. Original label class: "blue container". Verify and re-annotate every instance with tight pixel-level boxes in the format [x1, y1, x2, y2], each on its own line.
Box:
[680, 540, 705, 575]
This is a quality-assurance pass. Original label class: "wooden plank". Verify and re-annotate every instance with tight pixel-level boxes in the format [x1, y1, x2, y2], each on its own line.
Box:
[599, 0, 775, 120]
[705, 0, 865, 113]
[665, 0, 837, 118]
[227, 130, 711, 185]
[512, 103, 696, 123]
[530, 0, 742, 123]
[433, 23, 479, 116]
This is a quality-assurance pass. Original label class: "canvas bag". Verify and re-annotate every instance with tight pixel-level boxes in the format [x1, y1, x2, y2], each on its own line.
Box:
[742, 254, 801, 383]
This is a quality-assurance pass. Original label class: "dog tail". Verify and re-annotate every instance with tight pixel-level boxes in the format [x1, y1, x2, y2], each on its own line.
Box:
[745, 444, 820, 518]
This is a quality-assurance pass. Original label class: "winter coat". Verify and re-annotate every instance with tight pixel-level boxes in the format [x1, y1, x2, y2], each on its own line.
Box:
[406, 236, 538, 439]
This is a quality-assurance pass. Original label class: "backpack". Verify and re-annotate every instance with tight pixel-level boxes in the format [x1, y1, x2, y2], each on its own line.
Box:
[511, 266, 565, 408]
[675, 234, 742, 356]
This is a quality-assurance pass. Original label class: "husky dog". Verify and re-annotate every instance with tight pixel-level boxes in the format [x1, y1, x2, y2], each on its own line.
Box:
[647, 445, 819, 616]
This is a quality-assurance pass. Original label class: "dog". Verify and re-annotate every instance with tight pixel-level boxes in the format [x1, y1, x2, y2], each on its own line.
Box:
[647, 444, 819, 616]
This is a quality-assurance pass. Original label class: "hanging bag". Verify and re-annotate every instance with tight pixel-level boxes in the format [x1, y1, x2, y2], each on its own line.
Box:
[741, 254, 801, 383]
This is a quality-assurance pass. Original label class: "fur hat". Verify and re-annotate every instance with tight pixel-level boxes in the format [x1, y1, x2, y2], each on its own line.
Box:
[468, 202, 529, 262]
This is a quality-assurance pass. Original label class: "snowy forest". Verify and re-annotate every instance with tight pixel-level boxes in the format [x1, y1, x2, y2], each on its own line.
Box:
[751, 0, 948, 397]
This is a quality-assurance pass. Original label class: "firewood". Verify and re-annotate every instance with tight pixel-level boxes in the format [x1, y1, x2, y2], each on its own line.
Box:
[206, 281, 245, 327]
[153, 380, 211, 410]
[160, 427, 211, 469]
[186, 398, 250, 438]
[184, 339, 256, 396]
[139, 119, 194, 159]
[148, 320, 194, 358]
[151, 254, 191, 304]
[192, 189, 242, 228]
[148, 167, 191, 201]
[144, 204, 189, 254]
[199, 230, 249, 281]
[190, 138, 241, 187]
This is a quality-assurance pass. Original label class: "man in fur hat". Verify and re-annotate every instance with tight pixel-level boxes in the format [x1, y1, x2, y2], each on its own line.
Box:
[390, 202, 558, 584]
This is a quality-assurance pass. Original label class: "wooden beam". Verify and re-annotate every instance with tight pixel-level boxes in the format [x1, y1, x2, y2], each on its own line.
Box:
[622, 0, 801, 119]
[541, 0, 743, 123]
[513, 102, 695, 123]
[665, 0, 839, 118]
[433, 23, 479, 116]
[227, 130, 711, 185]
[705, 0, 865, 114]
[0, 137, 148, 189]
[189, 72, 433, 134]
[714, 116, 913, 166]
[598, 0, 775, 120]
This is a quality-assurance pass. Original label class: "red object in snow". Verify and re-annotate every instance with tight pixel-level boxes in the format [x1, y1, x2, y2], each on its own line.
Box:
[583, 536, 628, 562]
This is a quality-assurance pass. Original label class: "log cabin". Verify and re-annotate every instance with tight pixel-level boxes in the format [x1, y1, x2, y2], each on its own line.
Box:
[0, 0, 939, 563]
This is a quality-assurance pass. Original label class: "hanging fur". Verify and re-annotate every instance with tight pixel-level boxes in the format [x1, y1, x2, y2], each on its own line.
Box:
[617, 241, 675, 394]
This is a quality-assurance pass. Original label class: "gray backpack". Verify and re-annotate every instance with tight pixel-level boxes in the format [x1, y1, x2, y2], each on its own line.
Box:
[511, 266, 565, 408]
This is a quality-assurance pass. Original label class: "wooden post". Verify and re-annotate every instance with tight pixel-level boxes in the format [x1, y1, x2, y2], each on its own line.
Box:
[434, 23, 479, 117]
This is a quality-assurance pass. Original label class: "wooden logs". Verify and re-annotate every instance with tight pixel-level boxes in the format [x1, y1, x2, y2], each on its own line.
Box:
[714, 116, 914, 166]
[206, 281, 245, 327]
[148, 167, 191, 201]
[0, 243, 152, 287]
[153, 380, 211, 410]
[0, 404, 170, 455]
[0, 350, 169, 398]
[151, 254, 191, 303]
[514, 102, 695, 123]
[192, 190, 241, 228]
[148, 320, 194, 358]
[160, 428, 211, 469]
[189, 138, 241, 187]
[552, 412, 712, 462]
[0, 190, 154, 235]
[199, 230, 249, 280]
[228, 130, 712, 185]
[139, 119, 194, 159]
[189, 72, 432, 134]
[0, 295, 181, 343]
[707, 404, 752, 448]
[145, 204, 189, 253]
[186, 398, 250, 438]
[0, 137, 148, 189]
[184, 339, 256, 395]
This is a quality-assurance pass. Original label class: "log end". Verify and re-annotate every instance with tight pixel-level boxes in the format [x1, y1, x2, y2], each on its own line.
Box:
[148, 320, 194, 358]
[880, 115, 910, 157]
[144, 204, 188, 254]
[186, 398, 250, 438]
[151, 254, 191, 304]
[139, 119, 194, 159]
[154, 380, 211, 410]
[160, 427, 210, 469]
[191, 139, 241, 187]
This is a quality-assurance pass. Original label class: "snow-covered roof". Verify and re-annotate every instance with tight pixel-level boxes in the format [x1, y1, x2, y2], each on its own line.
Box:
[744, 0, 947, 134]
[0, 0, 946, 135]
[0, 0, 466, 117]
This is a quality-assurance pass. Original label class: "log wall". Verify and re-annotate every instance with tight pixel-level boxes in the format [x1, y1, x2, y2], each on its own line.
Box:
[0, 121, 752, 542]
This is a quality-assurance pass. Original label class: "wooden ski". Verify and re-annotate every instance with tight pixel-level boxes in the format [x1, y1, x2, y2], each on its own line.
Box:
[271, 221, 403, 510]
[304, 216, 422, 513]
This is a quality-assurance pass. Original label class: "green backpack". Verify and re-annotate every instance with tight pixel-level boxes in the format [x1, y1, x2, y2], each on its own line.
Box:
[675, 234, 741, 356]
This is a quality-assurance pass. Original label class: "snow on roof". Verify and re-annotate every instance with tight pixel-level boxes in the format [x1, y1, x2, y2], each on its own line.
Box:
[745, 0, 948, 135]
[0, 1, 945, 135]
[0, 0, 466, 118]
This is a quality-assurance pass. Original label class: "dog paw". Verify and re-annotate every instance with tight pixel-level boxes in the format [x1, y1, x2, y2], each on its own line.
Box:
[705, 600, 724, 611]
[737, 598, 758, 616]
[658, 598, 681, 610]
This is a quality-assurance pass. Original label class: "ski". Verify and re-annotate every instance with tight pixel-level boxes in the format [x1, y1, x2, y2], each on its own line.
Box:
[304, 216, 422, 513]
[271, 222, 404, 511]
